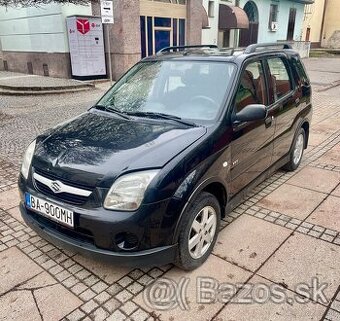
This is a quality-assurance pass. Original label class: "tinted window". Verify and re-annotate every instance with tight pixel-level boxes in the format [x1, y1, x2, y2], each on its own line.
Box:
[235, 61, 267, 112]
[98, 61, 235, 122]
[292, 56, 309, 85]
[267, 57, 292, 101]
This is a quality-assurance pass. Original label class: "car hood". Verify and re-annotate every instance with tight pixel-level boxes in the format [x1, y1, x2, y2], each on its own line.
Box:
[33, 110, 207, 187]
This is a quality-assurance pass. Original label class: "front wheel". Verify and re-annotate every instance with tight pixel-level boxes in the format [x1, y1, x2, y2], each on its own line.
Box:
[175, 192, 221, 270]
[283, 128, 306, 171]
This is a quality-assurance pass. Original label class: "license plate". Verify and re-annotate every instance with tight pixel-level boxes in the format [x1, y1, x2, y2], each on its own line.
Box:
[25, 193, 74, 228]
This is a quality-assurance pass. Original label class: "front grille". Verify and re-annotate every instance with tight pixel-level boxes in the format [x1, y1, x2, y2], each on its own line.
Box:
[27, 208, 94, 244]
[34, 167, 94, 190]
[34, 180, 89, 205]
[33, 167, 93, 205]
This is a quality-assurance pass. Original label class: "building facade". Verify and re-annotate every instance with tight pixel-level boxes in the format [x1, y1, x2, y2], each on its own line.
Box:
[215, 0, 311, 48]
[0, 0, 312, 80]
[0, 0, 207, 79]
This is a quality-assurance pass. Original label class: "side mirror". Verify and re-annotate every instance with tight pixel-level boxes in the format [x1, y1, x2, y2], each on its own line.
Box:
[234, 104, 267, 123]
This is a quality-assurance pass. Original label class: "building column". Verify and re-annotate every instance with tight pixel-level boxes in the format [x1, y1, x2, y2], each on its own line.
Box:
[92, 0, 141, 80]
[186, 0, 203, 45]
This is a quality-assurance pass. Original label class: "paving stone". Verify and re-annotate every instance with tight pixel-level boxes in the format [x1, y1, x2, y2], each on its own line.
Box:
[214, 215, 291, 272]
[332, 300, 340, 313]
[80, 299, 99, 314]
[103, 297, 121, 313]
[287, 166, 340, 194]
[79, 288, 96, 301]
[321, 234, 335, 242]
[326, 309, 340, 321]
[67, 309, 86, 321]
[71, 282, 88, 295]
[18, 271, 56, 289]
[0, 290, 41, 321]
[91, 280, 108, 293]
[107, 283, 124, 296]
[126, 281, 144, 295]
[0, 247, 42, 295]
[0, 188, 19, 210]
[258, 184, 326, 220]
[90, 307, 109, 321]
[120, 300, 138, 315]
[116, 289, 134, 303]
[307, 196, 340, 231]
[94, 291, 111, 304]
[106, 309, 126, 321]
[134, 255, 251, 321]
[130, 309, 150, 321]
[34, 284, 82, 321]
[73, 254, 130, 284]
[258, 233, 340, 303]
[215, 275, 326, 321]
[62, 276, 79, 288]
[118, 275, 134, 287]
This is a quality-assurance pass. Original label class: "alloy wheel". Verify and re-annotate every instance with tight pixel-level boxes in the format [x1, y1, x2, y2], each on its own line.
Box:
[188, 205, 217, 259]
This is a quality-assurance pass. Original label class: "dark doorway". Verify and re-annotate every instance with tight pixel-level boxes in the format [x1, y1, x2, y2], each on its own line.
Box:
[239, 1, 259, 47]
[287, 8, 297, 41]
[305, 27, 311, 42]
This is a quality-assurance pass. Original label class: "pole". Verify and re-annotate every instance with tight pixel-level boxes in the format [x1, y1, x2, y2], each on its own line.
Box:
[106, 24, 113, 85]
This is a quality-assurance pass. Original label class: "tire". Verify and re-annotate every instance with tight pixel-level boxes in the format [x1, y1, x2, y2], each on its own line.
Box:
[283, 127, 306, 172]
[175, 192, 221, 271]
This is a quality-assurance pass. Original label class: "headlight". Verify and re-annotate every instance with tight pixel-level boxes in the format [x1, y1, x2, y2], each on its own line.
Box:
[104, 170, 159, 211]
[20, 140, 36, 179]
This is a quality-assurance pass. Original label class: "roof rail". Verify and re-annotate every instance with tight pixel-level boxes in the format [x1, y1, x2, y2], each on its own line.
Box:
[244, 42, 293, 54]
[157, 45, 218, 55]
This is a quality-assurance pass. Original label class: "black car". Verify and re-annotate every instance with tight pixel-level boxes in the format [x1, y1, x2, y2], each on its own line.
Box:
[18, 43, 312, 270]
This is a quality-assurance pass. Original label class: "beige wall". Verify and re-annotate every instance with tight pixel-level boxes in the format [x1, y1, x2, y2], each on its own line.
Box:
[302, 0, 325, 45]
[321, 0, 340, 48]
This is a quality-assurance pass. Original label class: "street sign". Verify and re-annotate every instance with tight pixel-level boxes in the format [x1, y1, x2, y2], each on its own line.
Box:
[100, 0, 114, 24]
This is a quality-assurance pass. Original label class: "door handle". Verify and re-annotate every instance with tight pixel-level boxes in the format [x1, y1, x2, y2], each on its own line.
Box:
[265, 116, 274, 127]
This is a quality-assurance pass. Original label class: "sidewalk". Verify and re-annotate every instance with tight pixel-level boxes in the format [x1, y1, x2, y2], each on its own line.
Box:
[0, 71, 98, 95]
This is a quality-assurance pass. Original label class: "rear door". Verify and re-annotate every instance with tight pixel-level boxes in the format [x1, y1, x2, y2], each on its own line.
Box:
[265, 56, 298, 164]
[230, 59, 275, 196]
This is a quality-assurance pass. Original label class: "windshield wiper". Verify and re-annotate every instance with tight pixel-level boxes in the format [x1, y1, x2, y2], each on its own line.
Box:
[126, 111, 197, 127]
[93, 104, 130, 120]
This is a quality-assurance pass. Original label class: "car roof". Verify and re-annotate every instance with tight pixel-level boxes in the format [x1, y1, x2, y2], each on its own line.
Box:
[142, 43, 299, 65]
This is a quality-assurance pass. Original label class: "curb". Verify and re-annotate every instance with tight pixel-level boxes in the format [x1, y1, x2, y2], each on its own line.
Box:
[0, 86, 96, 96]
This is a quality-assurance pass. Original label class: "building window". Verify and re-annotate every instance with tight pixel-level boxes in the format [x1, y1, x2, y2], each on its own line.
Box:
[268, 4, 278, 30]
[208, 1, 215, 18]
[140, 16, 186, 58]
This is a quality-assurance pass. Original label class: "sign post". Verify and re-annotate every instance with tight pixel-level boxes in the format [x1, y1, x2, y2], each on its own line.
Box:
[100, 0, 114, 85]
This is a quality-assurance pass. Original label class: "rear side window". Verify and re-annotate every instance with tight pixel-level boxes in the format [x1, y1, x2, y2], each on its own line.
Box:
[292, 56, 309, 85]
[267, 57, 292, 101]
[235, 61, 267, 112]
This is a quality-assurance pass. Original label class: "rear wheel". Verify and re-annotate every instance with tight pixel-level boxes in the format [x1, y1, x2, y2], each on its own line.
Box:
[283, 127, 305, 171]
[175, 192, 220, 270]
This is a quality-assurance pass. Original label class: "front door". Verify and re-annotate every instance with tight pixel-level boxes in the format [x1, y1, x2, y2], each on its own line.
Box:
[230, 60, 275, 196]
[239, 22, 259, 47]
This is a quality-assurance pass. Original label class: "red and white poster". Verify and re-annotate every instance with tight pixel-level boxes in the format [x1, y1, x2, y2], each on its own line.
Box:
[66, 16, 106, 78]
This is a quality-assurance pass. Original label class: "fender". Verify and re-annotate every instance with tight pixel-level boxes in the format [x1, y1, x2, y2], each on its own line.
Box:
[172, 175, 228, 244]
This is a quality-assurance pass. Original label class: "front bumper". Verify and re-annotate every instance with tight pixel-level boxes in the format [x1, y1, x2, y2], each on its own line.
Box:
[20, 202, 177, 266]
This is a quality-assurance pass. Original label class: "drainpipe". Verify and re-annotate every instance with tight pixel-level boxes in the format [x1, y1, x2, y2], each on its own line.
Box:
[320, 0, 328, 47]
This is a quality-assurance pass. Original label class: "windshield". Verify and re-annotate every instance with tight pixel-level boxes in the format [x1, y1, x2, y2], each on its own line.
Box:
[98, 60, 235, 122]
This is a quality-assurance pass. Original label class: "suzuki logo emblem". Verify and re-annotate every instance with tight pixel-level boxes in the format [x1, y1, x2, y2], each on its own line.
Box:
[50, 181, 62, 193]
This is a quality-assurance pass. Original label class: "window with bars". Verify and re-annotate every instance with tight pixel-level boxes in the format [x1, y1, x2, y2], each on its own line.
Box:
[268, 4, 278, 29]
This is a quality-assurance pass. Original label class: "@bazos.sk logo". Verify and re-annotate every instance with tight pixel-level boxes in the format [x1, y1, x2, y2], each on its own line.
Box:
[143, 277, 329, 311]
